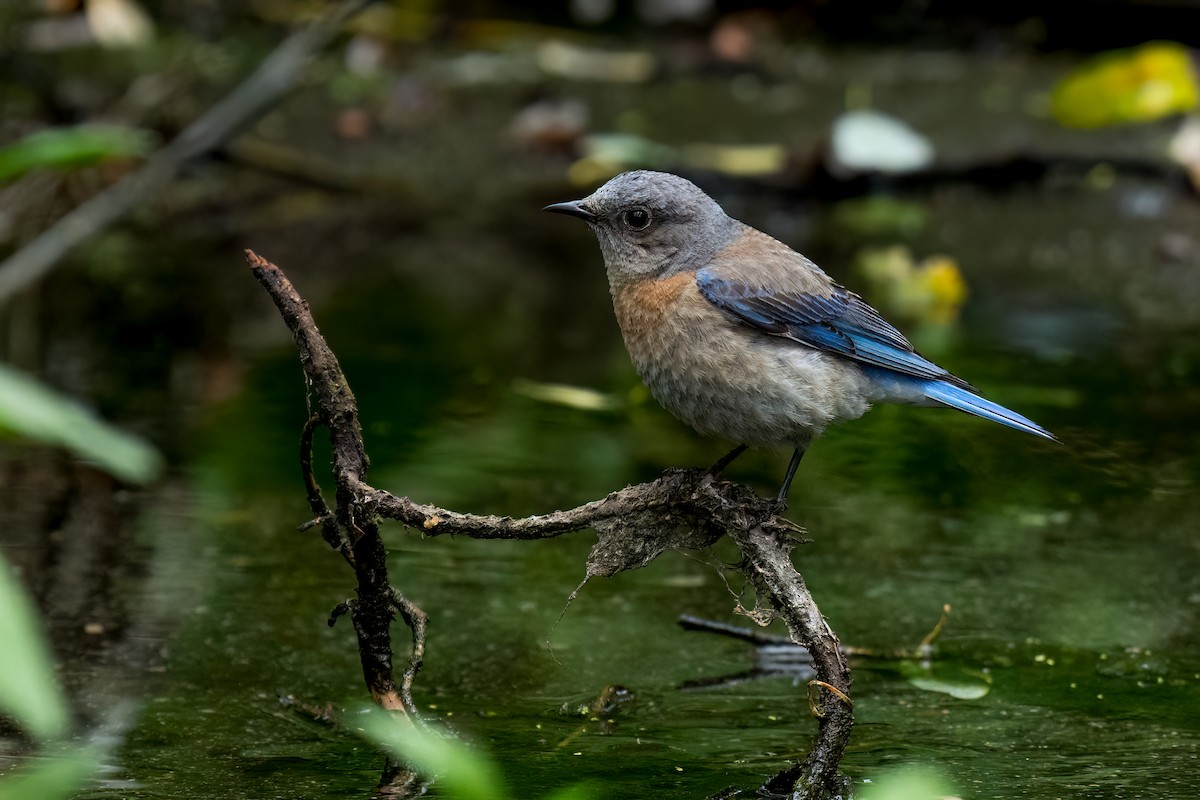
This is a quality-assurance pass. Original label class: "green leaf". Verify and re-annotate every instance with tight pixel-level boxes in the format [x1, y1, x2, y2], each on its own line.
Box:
[859, 765, 956, 800]
[0, 125, 154, 184]
[0, 747, 97, 800]
[0, 363, 163, 484]
[511, 379, 621, 412]
[899, 660, 992, 700]
[0, 553, 71, 740]
[355, 708, 509, 800]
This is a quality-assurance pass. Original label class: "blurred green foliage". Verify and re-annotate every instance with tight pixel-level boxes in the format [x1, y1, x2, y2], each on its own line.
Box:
[829, 197, 929, 240]
[355, 707, 594, 800]
[0, 552, 70, 740]
[0, 551, 97, 799]
[0, 363, 163, 484]
[0, 748, 98, 800]
[357, 706, 961, 800]
[859, 766, 956, 800]
[0, 125, 153, 185]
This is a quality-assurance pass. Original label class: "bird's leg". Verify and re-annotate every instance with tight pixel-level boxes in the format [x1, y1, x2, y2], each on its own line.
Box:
[708, 444, 748, 477]
[773, 447, 806, 511]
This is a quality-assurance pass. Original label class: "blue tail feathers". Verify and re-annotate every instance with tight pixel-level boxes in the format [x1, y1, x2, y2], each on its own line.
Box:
[922, 380, 1056, 441]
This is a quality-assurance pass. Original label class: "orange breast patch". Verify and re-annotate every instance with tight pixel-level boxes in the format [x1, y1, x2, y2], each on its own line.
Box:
[612, 272, 694, 341]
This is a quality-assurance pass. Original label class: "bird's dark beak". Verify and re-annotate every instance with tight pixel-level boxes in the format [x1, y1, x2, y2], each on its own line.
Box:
[543, 200, 596, 222]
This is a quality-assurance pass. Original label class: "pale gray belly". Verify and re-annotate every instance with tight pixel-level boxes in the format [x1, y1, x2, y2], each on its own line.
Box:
[628, 327, 873, 448]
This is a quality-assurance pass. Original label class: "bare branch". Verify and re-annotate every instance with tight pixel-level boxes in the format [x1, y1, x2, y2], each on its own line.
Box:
[245, 248, 855, 799]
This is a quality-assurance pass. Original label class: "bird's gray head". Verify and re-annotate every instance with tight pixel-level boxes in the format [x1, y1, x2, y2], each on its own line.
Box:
[544, 171, 740, 285]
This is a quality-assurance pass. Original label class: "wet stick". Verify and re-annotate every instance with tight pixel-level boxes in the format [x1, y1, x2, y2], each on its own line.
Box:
[245, 248, 855, 800]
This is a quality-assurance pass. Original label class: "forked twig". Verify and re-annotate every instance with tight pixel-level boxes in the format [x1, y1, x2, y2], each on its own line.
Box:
[246, 248, 854, 799]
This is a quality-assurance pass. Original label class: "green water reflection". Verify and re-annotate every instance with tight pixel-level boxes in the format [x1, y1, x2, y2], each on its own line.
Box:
[77, 174, 1200, 800]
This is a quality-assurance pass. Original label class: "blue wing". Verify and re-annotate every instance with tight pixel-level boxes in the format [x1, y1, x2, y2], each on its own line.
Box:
[696, 269, 974, 390]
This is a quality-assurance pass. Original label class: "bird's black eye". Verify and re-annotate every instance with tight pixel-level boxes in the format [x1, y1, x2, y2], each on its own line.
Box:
[623, 207, 652, 231]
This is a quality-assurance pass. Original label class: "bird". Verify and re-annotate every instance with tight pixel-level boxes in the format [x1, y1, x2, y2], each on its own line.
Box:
[544, 170, 1055, 509]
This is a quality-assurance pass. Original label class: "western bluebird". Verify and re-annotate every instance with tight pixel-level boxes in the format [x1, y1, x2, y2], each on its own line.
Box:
[545, 170, 1055, 507]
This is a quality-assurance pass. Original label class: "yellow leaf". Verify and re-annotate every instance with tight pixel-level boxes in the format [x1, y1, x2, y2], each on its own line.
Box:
[1051, 41, 1198, 128]
[918, 256, 968, 324]
[682, 143, 787, 177]
[856, 247, 967, 325]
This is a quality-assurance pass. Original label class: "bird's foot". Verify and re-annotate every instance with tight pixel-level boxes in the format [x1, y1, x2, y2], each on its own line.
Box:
[770, 448, 804, 516]
[708, 444, 748, 478]
[769, 495, 789, 517]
